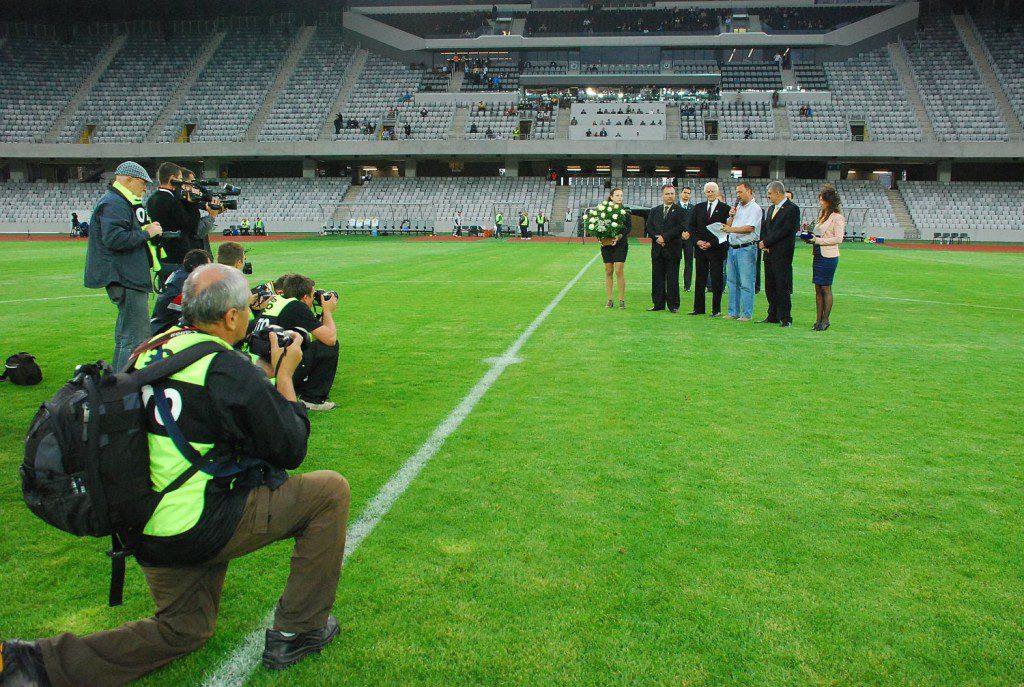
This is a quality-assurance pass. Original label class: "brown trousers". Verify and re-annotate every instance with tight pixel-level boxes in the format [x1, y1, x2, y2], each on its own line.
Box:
[37, 470, 350, 687]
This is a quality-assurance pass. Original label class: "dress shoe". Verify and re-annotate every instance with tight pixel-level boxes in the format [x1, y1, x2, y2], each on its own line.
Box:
[758, 318, 779, 324]
[263, 615, 340, 670]
[780, 321, 792, 328]
[684, 287, 692, 292]
[669, 307, 679, 313]
[688, 311, 703, 316]
[709, 312, 722, 318]
[0, 640, 52, 687]
[812, 322, 822, 331]
[647, 306, 665, 312]
[819, 321, 830, 331]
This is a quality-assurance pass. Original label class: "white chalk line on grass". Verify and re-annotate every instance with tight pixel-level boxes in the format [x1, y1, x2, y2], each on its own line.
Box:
[834, 291, 1024, 313]
[200, 252, 600, 687]
[0, 293, 106, 304]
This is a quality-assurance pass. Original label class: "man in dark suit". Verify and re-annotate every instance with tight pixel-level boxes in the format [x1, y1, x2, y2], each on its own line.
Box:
[760, 180, 800, 327]
[645, 184, 689, 312]
[690, 182, 731, 317]
[677, 186, 696, 291]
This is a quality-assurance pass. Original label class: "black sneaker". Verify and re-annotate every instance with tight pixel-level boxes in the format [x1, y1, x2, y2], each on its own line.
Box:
[0, 640, 52, 687]
[262, 616, 340, 671]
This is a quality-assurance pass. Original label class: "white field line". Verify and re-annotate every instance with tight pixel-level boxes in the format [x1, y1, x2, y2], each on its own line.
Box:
[200, 252, 600, 687]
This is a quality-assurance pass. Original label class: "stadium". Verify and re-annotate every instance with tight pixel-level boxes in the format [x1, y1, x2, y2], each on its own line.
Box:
[0, 0, 1022, 685]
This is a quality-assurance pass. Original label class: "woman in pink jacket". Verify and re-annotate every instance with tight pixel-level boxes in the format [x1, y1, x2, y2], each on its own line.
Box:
[805, 185, 845, 331]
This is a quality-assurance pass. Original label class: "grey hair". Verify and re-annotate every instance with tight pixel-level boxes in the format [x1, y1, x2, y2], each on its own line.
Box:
[703, 181, 719, 193]
[181, 264, 250, 325]
[766, 180, 787, 195]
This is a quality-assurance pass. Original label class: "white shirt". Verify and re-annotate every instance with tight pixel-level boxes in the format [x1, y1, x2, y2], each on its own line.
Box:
[706, 199, 718, 217]
[729, 200, 762, 245]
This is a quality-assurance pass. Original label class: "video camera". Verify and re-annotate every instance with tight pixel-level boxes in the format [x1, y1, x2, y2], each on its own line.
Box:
[171, 178, 241, 211]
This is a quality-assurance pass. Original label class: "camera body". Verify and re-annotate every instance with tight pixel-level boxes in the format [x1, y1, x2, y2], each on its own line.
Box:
[171, 178, 241, 211]
[246, 325, 309, 360]
[242, 261, 253, 275]
[313, 289, 338, 306]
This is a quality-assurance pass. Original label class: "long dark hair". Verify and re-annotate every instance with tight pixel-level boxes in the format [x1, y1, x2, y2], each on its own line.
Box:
[606, 187, 623, 204]
[817, 184, 841, 224]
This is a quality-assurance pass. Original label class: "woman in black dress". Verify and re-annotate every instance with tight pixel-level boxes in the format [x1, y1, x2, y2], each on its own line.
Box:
[599, 187, 632, 309]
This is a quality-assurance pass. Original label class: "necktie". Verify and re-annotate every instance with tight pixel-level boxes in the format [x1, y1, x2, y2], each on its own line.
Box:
[771, 204, 779, 220]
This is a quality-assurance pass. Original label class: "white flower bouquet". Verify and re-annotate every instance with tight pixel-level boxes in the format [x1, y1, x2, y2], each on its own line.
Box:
[584, 202, 627, 245]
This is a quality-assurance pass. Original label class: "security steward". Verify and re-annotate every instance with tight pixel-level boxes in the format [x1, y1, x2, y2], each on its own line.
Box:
[84, 160, 163, 371]
[254, 216, 266, 236]
[494, 211, 504, 238]
[535, 211, 548, 236]
[0, 264, 351, 686]
[252, 273, 339, 412]
[518, 211, 530, 239]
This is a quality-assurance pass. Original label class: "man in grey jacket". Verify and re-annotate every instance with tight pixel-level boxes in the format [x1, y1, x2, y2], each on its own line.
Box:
[84, 161, 163, 369]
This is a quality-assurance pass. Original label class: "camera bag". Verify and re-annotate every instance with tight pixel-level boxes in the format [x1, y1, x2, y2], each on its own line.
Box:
[2, 352, 42, 386]
[20, 337, 226, 606]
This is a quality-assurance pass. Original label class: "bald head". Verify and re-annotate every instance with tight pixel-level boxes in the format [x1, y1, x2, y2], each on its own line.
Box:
[182, 264, 249, 327]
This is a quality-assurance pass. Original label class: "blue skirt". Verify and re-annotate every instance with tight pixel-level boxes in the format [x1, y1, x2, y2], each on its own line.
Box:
[812, 246, 839, 286]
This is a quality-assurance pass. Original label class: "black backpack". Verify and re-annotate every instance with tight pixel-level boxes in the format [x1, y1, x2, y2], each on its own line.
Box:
[20, 336, 226, 606]
[2, 353, 42, 385]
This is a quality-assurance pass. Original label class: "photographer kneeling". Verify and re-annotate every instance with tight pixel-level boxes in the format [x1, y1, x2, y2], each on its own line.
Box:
[150, 248, 210, 335]
[254, 273, 339, 411]
[0, 264, 350, 686]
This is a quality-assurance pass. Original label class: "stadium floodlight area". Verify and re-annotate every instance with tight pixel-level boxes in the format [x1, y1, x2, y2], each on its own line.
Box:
[319, 201, 437, 236]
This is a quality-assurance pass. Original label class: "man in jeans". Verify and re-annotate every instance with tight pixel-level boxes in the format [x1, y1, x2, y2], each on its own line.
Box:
[722, 181, 762, 321]
[0, 264, 350, 686]
[84, 161, 163, 369]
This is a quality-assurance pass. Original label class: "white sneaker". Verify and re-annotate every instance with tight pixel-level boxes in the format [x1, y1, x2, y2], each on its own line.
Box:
[302, 399, 336, 412]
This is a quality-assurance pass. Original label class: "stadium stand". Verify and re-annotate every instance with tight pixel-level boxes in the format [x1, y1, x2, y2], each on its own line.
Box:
[525, 8, 723, 36]
[583, 63, 660, 75]
[0, 34, 108, 143]
[374, 11, 491, 38]
[335, 53, 420, 140]
[720, 63, 783, 91]
[349, 177, 556, 231]
[461, 58, 520, 93]
[902, 14, 1008, 142]
[392, 102, 456, 140]
[793, 64, 830, 91]
[787, 103, 850, 141]
[569, 103, 667, 141]
[159, 28, 292, 142]
[969, 10, 1024, 129]
[522, 62, 568, 75]
[758, 6, 884, 33]
[900, 180, 1024, 240]
[710, 102, 775, 140]
[259, 27, 354, 142]
[58, 32, 207, 144]
[466, 103, 520, 140]
[670, 60, 721, 75]
[824, 49, 923, 142]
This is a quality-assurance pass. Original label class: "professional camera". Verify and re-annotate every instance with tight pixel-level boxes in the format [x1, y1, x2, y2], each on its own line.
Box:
[171, 178, 242, 211]
[313, 289, 338, 306]
[251, 282, 275, 301]
[246, 325, 308, 361]
[242, 261, 253, 275]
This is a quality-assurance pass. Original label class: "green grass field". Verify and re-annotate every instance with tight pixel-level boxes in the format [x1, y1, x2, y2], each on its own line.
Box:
[1, 237, 1023, 686]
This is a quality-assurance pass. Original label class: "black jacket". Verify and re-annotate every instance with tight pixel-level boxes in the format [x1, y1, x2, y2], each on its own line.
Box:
[762, 200, 800, 263]
[644, 203, 688, 259]
[692, 200, 732, 258]
[147, 189, 198, 264]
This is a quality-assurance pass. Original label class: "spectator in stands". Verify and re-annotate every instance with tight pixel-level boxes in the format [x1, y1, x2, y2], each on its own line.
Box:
[806, 106, 814, 118]
[485, 126, 495, 138]
[150, 248, 210, 335]
[806, 185, 845, 331]
[420, 107, 428, 118]
[478, 100, 486, 113]
[600, 128, 608, 137]
[744, 127, 753, 139]
[723, 182, 762, 321]
[334, 114, 343, 135]
[772, 90, 780, 108]
[404, 123, 412, 138]
[255, 273, 340, 411]
[570, 116, 578, 126]
[84, 161, 163, 370]
[470, 122, 478, 134]
[760, 180, 799, 327]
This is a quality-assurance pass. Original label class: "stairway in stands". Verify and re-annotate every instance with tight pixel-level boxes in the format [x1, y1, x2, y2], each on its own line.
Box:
[246, 25, 316, 141]
[45, 34, 127, 143]
[449, 104, 468, 140]
[318, 48, 368, 140]
[146, 32, 226, 143]
[953, 14, 1024, 142]
[447, 69, 464, 92]
[666, 104, 681, 140]
[886, 188, 919, 239]
[555, 108, 571, 139]
[888, 42, 936, 142]
[550, 185, 571, 235]
[773, 106, 791, 140]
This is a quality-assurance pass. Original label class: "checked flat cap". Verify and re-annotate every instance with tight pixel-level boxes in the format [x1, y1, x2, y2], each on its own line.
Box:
[114, 161, 153, 183]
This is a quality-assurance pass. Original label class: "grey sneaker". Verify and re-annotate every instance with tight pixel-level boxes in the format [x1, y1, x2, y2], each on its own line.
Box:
[302, 399, 337, 412]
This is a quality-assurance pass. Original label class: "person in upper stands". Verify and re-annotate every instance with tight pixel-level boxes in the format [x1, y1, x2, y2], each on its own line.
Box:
[470, 122, 479, 134]
[615, 132, 622, 138]
[600, 128, 608, 137]
[806, 106, 814, 118]
[478, 100, 486, 112]
[744, 127, 753, 139]
[333, 114, 342, 135]
[486, 126, 495, 138]
[586, 129, 593, 137]
[624, 116, 633, 125]
[420, 107, 428, 118]
[570, 116, 578, 126]
[404, 123, 412, 138]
